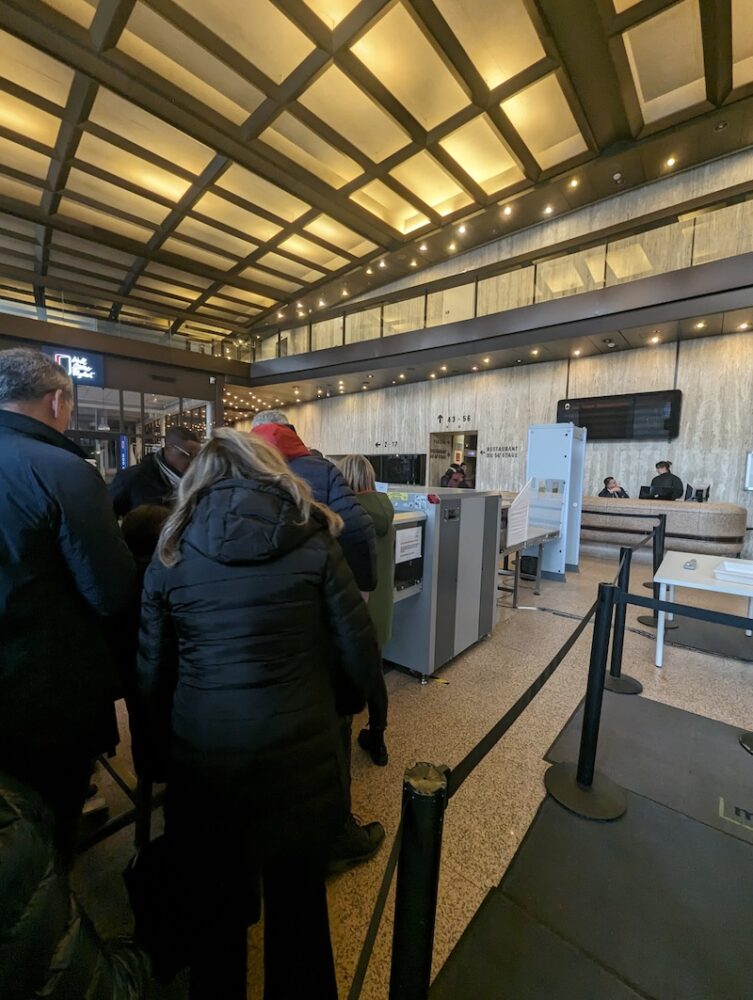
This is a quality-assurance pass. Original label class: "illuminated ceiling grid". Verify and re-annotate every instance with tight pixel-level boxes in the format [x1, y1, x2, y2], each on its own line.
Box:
[0, 0, 749, 343]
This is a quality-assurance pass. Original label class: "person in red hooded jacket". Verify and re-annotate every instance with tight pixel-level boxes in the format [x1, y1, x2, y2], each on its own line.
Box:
[251, 410, 385, 874]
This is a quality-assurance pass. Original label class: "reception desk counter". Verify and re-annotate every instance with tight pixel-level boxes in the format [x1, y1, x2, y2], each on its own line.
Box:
[580, 496, 747, 558]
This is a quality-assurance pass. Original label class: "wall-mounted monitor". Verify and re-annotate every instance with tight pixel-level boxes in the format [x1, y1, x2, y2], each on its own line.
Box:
[557, 389, 681, 442]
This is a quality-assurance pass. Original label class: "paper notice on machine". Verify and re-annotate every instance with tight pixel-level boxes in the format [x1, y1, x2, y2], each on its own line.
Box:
[395, 525, 423, 563]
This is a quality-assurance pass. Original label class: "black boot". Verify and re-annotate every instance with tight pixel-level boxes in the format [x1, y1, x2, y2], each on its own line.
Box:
[358, 727, 388, 767]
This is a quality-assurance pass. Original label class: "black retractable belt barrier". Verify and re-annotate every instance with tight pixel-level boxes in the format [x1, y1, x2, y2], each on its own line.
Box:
[741, 733, 753, 755]
[545, 583, 627, 821]
[639, 515, 677, 629]
[605, 547, 643, 695]
[389, 764, 448, 1000]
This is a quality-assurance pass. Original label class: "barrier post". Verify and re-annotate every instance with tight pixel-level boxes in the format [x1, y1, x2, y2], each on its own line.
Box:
[605, 547, 643, 695]
[639, 514, 676, 629]
[545, 583, 627, 820]
[389, 763, 448, 1000]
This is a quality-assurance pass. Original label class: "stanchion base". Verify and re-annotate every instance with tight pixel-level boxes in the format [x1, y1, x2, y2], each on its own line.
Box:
[604, 673, 643, 695]
[740, 732, 753, 756]
[636, 614, 678, 630]
[544, 762, 627, 821]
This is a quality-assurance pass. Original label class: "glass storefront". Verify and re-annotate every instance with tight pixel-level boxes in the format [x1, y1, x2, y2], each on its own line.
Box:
[67, 386, 213, 483]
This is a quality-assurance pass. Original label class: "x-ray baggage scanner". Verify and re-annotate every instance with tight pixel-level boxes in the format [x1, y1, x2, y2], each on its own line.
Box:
[384, 488, 501, 677]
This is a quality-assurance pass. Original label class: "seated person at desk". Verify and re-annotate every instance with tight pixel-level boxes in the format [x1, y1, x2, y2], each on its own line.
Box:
[599, 476, 629, 498]
[650, 460, 684, 500]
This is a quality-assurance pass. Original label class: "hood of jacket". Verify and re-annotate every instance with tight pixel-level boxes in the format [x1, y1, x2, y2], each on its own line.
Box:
[182, 477, 321, 565]
[359, 491, 393, 537]
[252, 422, 310, 461]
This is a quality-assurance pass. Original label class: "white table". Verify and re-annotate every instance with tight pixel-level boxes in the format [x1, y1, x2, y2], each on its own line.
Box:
[654, 552, 753, 667]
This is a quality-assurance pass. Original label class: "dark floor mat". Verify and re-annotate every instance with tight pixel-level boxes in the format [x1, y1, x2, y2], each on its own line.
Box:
[545, 693, 753, 844]
[663, 615, 753, 662]
[430, 891, 644, 1000]
[499, 791, 753, 1000]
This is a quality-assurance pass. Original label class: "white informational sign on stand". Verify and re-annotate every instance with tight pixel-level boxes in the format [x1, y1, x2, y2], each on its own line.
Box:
[376, 481, 390, 493]
[507, 478, 532, 546]
[395, 525, 422, 564]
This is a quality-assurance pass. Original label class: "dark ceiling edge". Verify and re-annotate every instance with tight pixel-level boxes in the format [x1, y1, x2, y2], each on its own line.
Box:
[246, 249, 753, 387]
[0, 311, 252, 381]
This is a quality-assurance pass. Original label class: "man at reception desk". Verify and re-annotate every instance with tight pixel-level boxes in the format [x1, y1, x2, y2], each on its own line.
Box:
[650, 460, 684, 500]
[599, 477, 629, 498]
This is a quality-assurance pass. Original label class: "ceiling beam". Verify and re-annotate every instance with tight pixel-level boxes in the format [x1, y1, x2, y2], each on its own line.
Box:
[699, 0, 732, 107]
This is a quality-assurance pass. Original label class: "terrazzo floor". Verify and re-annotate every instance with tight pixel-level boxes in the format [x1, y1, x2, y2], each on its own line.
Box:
[71, 555, 753, 999]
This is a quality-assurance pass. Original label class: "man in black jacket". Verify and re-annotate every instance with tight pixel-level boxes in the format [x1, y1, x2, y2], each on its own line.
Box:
[0, 349, 136, 860]
[251, 411, 384, 872]
[108, 425, 201, 516]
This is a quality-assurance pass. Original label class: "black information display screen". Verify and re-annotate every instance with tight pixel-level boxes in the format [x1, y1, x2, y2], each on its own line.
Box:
[557, 389, 681, 442]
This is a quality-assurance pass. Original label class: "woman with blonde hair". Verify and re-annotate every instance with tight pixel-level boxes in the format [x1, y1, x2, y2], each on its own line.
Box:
[136, 429, 380, 999]
[337, 455, 394, 766]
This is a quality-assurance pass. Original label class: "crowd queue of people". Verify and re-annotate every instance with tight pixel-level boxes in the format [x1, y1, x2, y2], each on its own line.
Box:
[0, 349, 396, 999]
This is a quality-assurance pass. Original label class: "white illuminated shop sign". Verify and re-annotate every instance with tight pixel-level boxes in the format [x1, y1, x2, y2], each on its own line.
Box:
[42, 346, 104, 386]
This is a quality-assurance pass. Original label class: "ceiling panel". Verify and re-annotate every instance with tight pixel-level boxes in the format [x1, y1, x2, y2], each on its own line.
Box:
[390, 151, 473, 217]
[623, 0, 706, 124]
[57, 197, 154, 241]
[732, 0, 753, 90]
[174, 216, 257, 258]
[216, 285, 275, 308]
[350, 179, 430, 234]
[191, 191, 283, 242]
[439, 114, 524, 194]
[238, 265, 302, 293]
[256, 253, 327, 282]
[89, 88, 214, 175]
[0, 29, 74, 106]
[39, 0, 98, 29]
[76, 132, 191, 202]
[51, 230, 135, 266]
[434, 0, 545, 91]
[259, 112, 362, 188]
[66, 167, 172, 225]
[501, 73, 588, 169]
[0, 175, 43, 206]
[351, 3, 470, 130]
[304, 214, 378, 256]
[0, 135, 50, 179]
[298, 64, 410, 163]
[303, 0, 360, 28]
[171, 0, 314, 85]
[216, 164, 310, 223]
[119, 3, 264, 126]
[277, 234, 350, 270]
[160, 236, 236, 270]
[0, 91, 60, 147]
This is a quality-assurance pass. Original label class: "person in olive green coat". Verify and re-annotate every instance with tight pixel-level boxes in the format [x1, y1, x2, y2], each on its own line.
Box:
[338, 455, 394, 766]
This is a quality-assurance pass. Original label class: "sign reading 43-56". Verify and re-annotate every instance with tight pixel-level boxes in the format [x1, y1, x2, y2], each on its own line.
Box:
[42, 345, 104, 386]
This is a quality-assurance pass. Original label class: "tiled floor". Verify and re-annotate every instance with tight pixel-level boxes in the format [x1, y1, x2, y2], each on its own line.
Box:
[71, 555, 753, 998]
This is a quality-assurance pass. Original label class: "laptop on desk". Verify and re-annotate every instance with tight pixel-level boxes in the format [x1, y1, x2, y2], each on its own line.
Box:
[639, 485, 674, 500]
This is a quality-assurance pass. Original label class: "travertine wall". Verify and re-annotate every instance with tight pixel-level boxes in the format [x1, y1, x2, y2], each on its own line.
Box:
[239, 331, 753, 546]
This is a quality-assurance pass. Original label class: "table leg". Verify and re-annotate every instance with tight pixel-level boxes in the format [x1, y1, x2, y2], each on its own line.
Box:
[534, 543, 543, 596]
[655, 582, 666, 668]
[667, 584, 674, 622]
[513, 552, 520, 609]
[747, 596, 752, 638]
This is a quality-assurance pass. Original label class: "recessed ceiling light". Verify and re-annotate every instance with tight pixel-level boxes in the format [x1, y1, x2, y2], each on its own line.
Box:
[297, 302, 303, 308]
[277, 311, 284, 319]
[366, 267, 373, 275]
[516, 359, 522, 363]
[502, 205, 512, 216]
[483, 357, 490, 363]
[410, 259, 417, 267]
[531, 348, 539, 356]
[569, 178, 579, 188]
[429, 373, 436, 378]
[458, 224, 466, 234]
[391, 380, 396, 384]
[573, 349, 581, 356]
[715, 120, 729, 131]
[694, 321, 706, 329]
[649, 336, 660, 344]
[341, 289, 348, 297]
[448, 242, 457, 251]
[318, 298, 325, 307]
[362, 385, 368, 390]
[665, 156, 676, 168]
[543, 205, 553, 215]
[399, 373, 405, 379]
[379, 260, 386, 269]
[738, 322, 750, 330]
[419, 243, 428, 251]
[440, 365, 447, 372]
[472, 365, 478, 371]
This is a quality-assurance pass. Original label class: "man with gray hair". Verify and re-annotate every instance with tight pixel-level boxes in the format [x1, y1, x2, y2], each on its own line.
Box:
[0, 348, 136, 861]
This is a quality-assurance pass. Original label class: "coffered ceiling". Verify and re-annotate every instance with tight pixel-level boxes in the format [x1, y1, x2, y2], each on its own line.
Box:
[0, 0, 751, 346]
